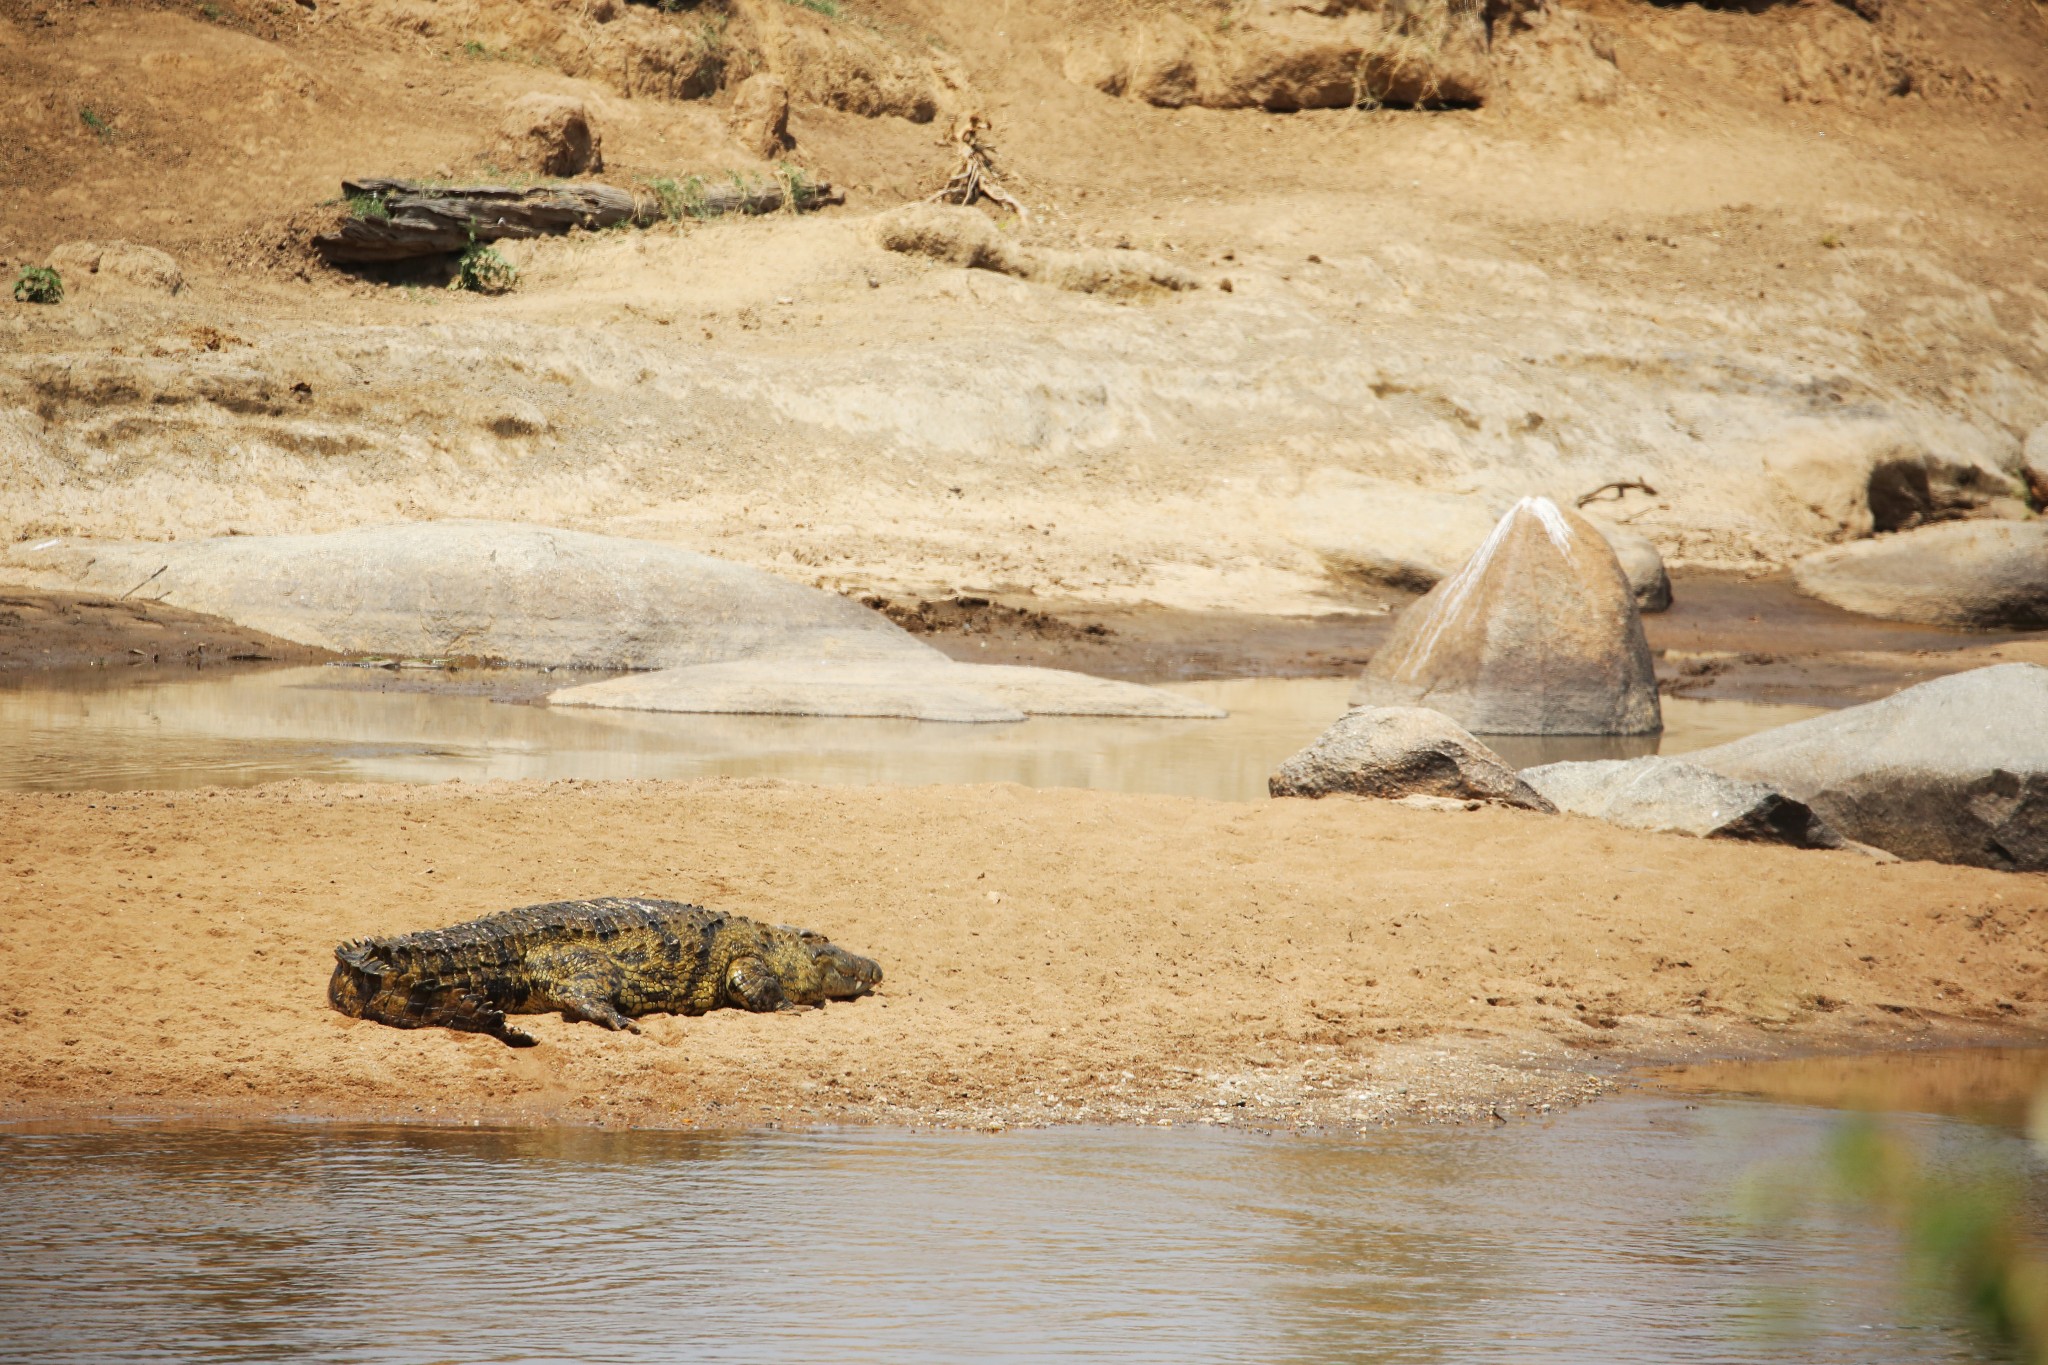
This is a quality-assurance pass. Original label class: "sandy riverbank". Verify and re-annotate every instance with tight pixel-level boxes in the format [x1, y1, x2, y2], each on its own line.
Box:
[3, 778, 2042, 1132]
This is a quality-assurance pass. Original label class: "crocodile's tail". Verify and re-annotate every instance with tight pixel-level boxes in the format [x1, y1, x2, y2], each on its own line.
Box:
[327, 940, 388, 1018]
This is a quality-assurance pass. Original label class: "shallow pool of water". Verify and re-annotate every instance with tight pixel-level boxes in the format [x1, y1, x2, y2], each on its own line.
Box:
[0, 1084, 2028, 1365]
[0, 669, 1823, 798]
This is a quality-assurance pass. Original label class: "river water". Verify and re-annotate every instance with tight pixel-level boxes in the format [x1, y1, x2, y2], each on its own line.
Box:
[2, 1061, 2035, 1365]
[0, 668, 1821, 798]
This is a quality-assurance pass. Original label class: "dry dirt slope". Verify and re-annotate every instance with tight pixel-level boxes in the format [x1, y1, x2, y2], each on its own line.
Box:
[0, 0, 2044, 613]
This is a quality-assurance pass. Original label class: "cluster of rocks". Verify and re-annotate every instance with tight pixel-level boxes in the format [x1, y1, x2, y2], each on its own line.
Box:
[1761, 414, 2047, 629]
[1, 522, 1220, 724]
[1277, 665, 2045, 872]
[1269, 495, 2046, 872]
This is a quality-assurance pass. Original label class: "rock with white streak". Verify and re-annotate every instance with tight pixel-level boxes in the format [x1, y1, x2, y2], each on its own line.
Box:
[1351, 497, 1661, 735]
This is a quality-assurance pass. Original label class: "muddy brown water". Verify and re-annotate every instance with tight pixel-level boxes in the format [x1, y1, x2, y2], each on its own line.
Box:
[3, 1048, 2043, 1363]
[0, 669, 1822, 796]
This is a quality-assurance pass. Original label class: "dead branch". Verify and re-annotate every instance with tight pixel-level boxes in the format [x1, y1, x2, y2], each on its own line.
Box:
[1575, 479, 1659, 508]
[926, 113, 1028, 221]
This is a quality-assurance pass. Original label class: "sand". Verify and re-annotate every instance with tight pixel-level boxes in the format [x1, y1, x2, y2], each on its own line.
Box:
[3, 777, 2042, 1132]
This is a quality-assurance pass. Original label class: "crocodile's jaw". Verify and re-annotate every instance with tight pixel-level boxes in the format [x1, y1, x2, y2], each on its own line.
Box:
[814, 945, 882, 1000]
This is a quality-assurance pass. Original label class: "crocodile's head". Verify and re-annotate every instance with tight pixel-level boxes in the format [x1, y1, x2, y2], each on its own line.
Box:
[769, 927, 883, 1004]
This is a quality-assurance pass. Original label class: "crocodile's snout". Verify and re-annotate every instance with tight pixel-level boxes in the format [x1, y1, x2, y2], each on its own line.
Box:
[814, 943, 882, 999]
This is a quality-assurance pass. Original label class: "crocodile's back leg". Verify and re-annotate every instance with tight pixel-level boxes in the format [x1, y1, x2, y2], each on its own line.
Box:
[525, 944, 641, 1034]
[360, 977, 537, 1047]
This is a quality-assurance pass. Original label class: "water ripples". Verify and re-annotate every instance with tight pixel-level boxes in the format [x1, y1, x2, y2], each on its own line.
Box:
[0, 1096, 2014, 1363]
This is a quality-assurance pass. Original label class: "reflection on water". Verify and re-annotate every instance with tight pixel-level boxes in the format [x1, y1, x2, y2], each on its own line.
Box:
[0, 1093, 2016, 1364]
[1649, 1046, 2048, 1132]
[0, 668, 1826, 798]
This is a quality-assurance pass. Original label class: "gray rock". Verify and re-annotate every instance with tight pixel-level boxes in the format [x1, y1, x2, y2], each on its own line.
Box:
[1685, 663, 2048, 871]
[1793, 520, 2048, 629]
[1269, 706, 1556, 810]
[1519, 756, 1842, 847]
[1594, 520, 1672, 614]
[1351, 497, 1661, 735]
[550, 658, 1225, 723]
[3, 521, 937, 670]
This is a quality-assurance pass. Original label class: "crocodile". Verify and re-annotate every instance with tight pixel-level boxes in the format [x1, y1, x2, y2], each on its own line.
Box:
[328, 896, 882, 1046]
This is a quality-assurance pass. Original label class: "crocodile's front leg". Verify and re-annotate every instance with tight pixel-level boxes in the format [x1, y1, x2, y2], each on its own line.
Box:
[525, 943, 641, 1033]
[725, 955, 807, 1013]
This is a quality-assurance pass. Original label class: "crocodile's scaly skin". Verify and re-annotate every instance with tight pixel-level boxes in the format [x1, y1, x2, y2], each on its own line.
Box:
[328, 897, 882, 1046]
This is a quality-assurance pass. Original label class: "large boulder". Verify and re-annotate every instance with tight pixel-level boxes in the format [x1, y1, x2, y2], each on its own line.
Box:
[1685, 663, 2048, 871]
[1285, 474, 1670, 610]
[1269, 706, 1555, 810]
[1792, 521, 2048, 629]
[551, 658, 1224, 723]
[1351, 497, 1662, 735]
[729, 73, 791, 160]
[1519, 756, 1842, 848]
[0, 521, 935, 670]
[495, 93, 603, 177]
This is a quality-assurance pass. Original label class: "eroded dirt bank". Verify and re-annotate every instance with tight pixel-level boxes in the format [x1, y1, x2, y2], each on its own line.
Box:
[4, 0, 2045, 615]
[3, 778, 2042, 1131]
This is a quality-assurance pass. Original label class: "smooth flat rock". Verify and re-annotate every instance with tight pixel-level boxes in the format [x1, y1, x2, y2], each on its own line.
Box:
[1519, 756, 1842, 847]
[1269, 706, 1556, 810]
[1792, 520, 2048, 629]
[549, 658, 1226, 723]
[2, 522, 937, 670]
[1685, 663, 2048, 871]
[1351, 497, 1662, 735]
[1285, 474, 1670, 610]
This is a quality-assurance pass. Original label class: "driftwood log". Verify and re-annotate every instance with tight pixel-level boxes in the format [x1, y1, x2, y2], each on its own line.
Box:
[313, 175, 843, 263]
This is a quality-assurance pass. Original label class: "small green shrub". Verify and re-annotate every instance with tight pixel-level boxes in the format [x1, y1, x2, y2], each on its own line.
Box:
[345, 193, 390, 223]
[784, 0, 840, 16]
[13, 266, 63, 305]
[198, 2, 222, 19]
[454, 240, 517, 294]
[79, 105, 113, 143]
[775, 162, 813, 210]
[648, 174, 713, 221]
